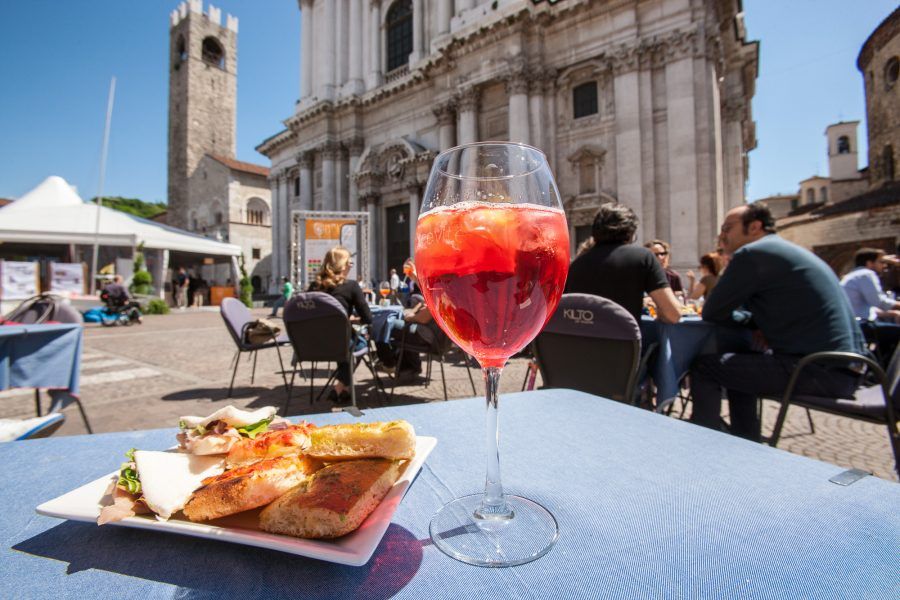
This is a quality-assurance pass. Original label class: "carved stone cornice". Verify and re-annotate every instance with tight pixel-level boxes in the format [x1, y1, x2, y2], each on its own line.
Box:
[722, 98, 745, 122]
[354, 171, 384, 198]
[666, 29, 698, 62]
[456, 86, 480, 112]
[346, 136, 365, 156]
[296, 150, 315, 169]
[611, 46, 639, 76]
[505, 72, 530, 95]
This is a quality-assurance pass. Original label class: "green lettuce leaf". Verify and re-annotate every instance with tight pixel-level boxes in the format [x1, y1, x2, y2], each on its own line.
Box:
[117, 448, 141, 495]
[236, 416, 274, 439]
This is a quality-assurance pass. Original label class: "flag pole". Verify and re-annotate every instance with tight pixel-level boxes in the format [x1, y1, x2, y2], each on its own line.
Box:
[90, 76, 116, 295]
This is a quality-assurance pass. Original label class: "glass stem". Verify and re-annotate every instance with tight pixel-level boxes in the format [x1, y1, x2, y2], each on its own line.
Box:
[477, 366, 513, 519]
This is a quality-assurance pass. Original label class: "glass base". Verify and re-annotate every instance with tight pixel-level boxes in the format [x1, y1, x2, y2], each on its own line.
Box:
[429, 494, 559, 567]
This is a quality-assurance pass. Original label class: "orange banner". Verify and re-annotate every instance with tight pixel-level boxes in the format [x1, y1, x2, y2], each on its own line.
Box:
[305, 219, 356, 240]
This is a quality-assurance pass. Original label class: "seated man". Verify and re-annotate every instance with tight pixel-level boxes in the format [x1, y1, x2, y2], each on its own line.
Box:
[566, 202, 682, 324]
[103, 275, 130, 306]
[841, 248, 900, 361]
[689, 204, 866, 441]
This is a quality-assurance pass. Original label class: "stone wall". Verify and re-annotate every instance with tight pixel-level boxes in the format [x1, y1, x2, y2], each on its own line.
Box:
[859, 7, 900, 188]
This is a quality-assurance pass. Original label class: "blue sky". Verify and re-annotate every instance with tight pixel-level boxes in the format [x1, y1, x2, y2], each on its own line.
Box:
[0, 0, 896, 203]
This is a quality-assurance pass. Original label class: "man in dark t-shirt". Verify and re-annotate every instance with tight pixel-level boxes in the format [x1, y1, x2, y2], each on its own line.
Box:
[690, 204, 866, 441]
[566, 203, 682, 324]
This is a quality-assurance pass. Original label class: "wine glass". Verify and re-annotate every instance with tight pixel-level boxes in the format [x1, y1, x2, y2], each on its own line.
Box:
[415, 142, 570, 566]
[378, 281, 391, 306]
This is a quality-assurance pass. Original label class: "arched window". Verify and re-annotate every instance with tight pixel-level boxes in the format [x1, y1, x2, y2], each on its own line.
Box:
[573, 82, 599, 119]
[837, 136, 850, 154]
[174, 36, 187, 70]
[385, 1, 412, 72]
[246, 197, 270, 226]
[806, 188, 815, 204]
[885, 57, 899, 91]
[201, 37, 225, 69]
[884, 145, 895, 181]
[215, 211, 224, 225]
[820, 186, 828, 203]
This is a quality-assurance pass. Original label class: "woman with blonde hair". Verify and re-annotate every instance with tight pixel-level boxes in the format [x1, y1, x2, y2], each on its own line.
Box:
[308, 246, 372, 402]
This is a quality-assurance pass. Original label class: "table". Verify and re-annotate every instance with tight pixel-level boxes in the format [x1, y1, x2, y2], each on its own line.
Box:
[640, 316, 750, 411]
[0, 323, 82, 397]
[2, 390, 897, 599]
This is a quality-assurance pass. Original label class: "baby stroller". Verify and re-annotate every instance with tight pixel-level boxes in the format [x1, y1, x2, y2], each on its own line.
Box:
[99, 289, 142, 327]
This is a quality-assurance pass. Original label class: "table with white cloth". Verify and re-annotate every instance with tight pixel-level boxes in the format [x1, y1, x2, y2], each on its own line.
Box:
[3, 389, 898, 599]
[640, 316, 751, 411]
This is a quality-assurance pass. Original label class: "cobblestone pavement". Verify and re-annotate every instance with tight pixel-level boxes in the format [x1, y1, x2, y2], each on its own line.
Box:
[1, 309, 895, 482]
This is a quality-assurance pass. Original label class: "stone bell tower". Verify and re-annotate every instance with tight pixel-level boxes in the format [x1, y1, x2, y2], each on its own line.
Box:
[167, 0, 238, 230]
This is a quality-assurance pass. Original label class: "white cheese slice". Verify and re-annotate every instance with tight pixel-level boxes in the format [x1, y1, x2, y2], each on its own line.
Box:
[133, 450, 224, 520]
[179, 406, 277, 429]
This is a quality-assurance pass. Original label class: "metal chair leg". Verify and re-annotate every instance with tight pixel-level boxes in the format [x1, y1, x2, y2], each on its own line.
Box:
[439, 355, 448, 401]
[35, 390, 42, 417]
[251, 351, 258, 385]
[464, 355, 477, 396]
[74, 398, 94, 434]
[273, 345, 290, 393]
[228, 350, 241, 398]
[310, 361, 316, 404]
[804, 407, 815, 434]
[283, 366, 297, 417]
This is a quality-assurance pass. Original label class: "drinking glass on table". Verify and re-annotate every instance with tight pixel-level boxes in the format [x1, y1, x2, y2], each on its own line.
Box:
[415, 142, 570, 566]
[378, 281, 391, 306]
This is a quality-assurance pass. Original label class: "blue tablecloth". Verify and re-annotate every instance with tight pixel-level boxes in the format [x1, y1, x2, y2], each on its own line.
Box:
[640, 316, 751, 411]
[368, 305, 404, 344]
[0, 323, 82, 395]
[2, 390, 897, 599]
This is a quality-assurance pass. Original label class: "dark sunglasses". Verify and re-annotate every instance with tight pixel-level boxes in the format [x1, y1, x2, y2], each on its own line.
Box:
[654, 251, 669, 257]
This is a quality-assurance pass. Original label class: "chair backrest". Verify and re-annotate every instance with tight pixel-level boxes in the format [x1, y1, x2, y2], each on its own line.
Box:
[533, 293, 642, 403]
[220, 297, 254, 348]
[283, 292, 352, 362]
[4, 294, 83, 325]
[885, 344, 900, 411]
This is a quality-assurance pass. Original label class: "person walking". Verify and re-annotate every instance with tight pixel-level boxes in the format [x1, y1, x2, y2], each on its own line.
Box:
[268, 276, 294, 318]
[175, 267, 189, 310]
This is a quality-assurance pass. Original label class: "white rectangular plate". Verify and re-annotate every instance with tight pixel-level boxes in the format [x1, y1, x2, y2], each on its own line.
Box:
[36, 436, 437, 567]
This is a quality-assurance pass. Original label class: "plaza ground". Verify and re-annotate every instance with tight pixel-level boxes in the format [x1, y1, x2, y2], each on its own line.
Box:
[1, 309, 895, 482]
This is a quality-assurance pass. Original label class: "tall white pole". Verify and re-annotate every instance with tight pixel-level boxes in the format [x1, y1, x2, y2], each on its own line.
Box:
[90, 76, 116, 295]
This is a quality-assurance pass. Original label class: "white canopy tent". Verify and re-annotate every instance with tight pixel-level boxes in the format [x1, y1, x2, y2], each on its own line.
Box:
[0, 176, 241, 256]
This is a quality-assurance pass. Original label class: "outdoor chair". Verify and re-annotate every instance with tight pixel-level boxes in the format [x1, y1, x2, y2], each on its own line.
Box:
[282, 292, 386, 417]
[220, 297, 290, 398]
[766, 345, 900, 479]
[532, 293, 644, 404]
[389, 321, 478, 403]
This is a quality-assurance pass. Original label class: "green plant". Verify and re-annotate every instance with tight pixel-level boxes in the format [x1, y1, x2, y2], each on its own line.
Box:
[130, 243, 154, 295]
[238, 254, 253, 308]
[145, 298, 170, 315]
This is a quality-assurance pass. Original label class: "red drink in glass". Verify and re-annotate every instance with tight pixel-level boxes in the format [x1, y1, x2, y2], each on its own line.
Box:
[415, 202, 570, 368]
[379, 289, 391, 298]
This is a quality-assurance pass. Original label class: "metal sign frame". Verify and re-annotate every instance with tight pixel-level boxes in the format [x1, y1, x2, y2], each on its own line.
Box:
[290, 210, 370, 291]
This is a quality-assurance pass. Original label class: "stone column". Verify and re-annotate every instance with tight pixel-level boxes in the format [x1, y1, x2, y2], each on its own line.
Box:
[348, 138, 365, 212]
[366, 195, 379, 278]
[410, 0, 424, 63]
[367, 1, 383, 89]
[321, 142, 338, 211]
[722, 100, 746, 210]
[346, 0, 364, 95]
[298, 150, 314, 210]
[319, 0, 337, 100]
[407, 183, 420, 258]
[299, 0, 313, 99]
[457, 87, 479, 145]
[434, 102, 457, 150]
[543, 75, 557, 172]
[268, 173, 281, 279]
[665, 53, 699, 266]
[335, 0, 347, 94]
[437, 0, 452, 35]
[335, 144, 349, 211]
[507, 74, 530, 144]
[613, 49, 644, 243]
[528, 78, 545, 151]
[277, 172, 291, 278]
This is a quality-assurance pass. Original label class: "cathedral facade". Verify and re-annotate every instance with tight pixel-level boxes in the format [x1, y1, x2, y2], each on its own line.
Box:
[167, 1, 272, 291]
[257, 0, 758, 278]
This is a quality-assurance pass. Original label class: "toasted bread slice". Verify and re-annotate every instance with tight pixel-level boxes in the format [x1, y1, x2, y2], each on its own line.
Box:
[183, 454, 323, 521]
[259, 459, 402, 539]
[225, 423, 315, 468]
[306, 421, 416, 461]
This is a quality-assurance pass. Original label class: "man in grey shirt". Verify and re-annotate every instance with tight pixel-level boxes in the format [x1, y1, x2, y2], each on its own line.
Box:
[689, 204, 866, 441]
[841, 247, 900, 362]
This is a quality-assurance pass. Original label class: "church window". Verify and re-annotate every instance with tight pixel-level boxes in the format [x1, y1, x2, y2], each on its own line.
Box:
[252, 248, 261, 260]
[805, 188, 814, 204]
[385, 0, 412, 73]
[884, 145, 895, 181]
[201, 37, 225, 69]
[578, 157, 596, 194]
[246, 198, 269, 226]
[885, 57, 898, 90]
[174, 36, 187, 70]
[294, 177, 300, 196]
[837, 136, 850, 154]
[215, 211, 223, 225]
[820, 187, 828, 203]
[573, 82, 598, 119]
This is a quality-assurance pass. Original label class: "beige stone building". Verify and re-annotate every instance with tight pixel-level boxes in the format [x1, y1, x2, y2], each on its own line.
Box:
[166, 1, 272, 291]
[257, 0, 758, 279]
